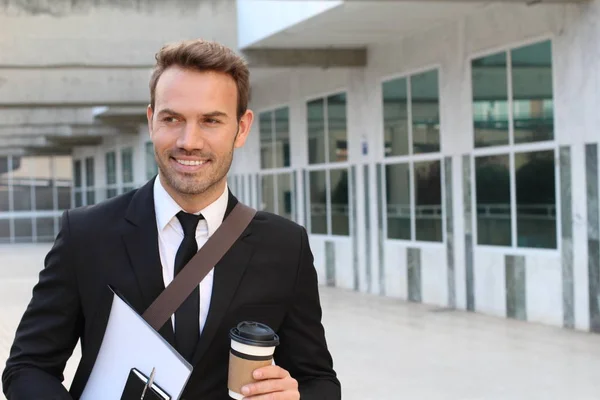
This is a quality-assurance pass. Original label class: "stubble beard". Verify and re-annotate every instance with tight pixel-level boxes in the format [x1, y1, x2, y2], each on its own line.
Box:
[156, 147, 234, 197]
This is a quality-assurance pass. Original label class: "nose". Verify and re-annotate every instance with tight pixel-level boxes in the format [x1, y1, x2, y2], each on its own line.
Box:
[176, 122, 205, 151]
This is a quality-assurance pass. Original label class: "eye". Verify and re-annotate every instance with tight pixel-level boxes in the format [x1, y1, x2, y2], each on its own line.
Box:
[205, 118, 221, 125]
[162, 116, 179, 123]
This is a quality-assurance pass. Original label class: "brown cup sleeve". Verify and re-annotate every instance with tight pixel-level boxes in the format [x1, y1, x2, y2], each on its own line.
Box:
[228, 351, 273, 394]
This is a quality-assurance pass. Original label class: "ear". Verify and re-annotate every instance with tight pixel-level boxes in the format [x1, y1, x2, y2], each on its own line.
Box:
[234, 109, 254, 149]
[146, 105, 154, 136]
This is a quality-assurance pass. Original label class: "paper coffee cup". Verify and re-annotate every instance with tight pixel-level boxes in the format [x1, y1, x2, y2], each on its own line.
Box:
[228, 321, 280, 400]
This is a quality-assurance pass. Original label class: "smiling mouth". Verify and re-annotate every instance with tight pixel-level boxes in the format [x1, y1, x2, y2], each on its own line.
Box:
[174, 158, 209, 166]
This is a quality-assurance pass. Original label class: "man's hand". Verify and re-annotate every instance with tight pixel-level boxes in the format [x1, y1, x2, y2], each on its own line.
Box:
[241, 365, 299, 400]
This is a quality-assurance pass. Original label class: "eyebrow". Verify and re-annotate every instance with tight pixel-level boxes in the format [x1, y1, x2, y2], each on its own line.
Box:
[156, 109, 229, 119]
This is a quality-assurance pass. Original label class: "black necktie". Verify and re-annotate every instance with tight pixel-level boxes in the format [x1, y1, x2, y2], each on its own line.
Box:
[174, 211, 203, 362]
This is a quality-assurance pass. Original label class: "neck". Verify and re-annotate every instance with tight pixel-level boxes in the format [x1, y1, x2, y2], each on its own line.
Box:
[159, 175, 226, 214]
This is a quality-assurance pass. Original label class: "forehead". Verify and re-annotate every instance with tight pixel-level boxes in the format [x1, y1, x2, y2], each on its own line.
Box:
[154, 66, 238, 114]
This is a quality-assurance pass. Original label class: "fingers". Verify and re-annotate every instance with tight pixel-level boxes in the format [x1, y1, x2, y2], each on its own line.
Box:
[241, 366, 299, 400]
[252, 365, 290, 380]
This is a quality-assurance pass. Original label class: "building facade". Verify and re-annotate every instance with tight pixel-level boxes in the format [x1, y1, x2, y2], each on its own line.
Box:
[2, 0, 599, 332]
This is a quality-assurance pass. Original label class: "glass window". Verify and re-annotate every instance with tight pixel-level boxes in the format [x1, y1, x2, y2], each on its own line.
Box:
[472, 52, 509, 147]
[14, 218, 33, 242]
[74, 160, 82, 188]
[512, 41, 554, 144]
[307, 99, 326, 165]
[57, 183, 71, 209]
[54, 156, 72, 210]
[411, 70, 440, 154]
[85, 157, 95, 205]
[260, 107, 291, 170]
[274, 107, 290, 168]
[327, 94, 348, 163]
[277, 173, 293, 221]
[386, 163, 411, 240]
[36, 217, 55, 242]
[0, 156, 9, 212]
[260, 174, 275, 214]
[414, 160, 442, 242]
[122, 147, 134, 191]
[475, 154, 511, 246]
[35, 157, 54, 211]
[472, 40, 557, 249]
[515, 150, 556, 248]
[330, 169, 349, 236]
[0, 218, 9, 243]
[259, 112, 274, 169]
[106, 151, 116, 185]
[145, 142, 158, 180]
[383, 77, 409, 157]
[309, 170, 327, 234]
[12, 156, 33, 212]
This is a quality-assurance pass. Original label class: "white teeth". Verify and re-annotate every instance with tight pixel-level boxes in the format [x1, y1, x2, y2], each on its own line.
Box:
[176, 159, 206, 166]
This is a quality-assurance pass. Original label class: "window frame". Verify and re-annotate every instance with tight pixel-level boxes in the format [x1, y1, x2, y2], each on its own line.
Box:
[105, 150, 118, 199]
[258, 104, 291, 170]
[468, 35, 561, 254]
[305, 162, 352, 238]
[305, 89, 349, 166]
[379, 65, 445, 245]
[257, 104, 296, 221]
[120, 146, 135, 194]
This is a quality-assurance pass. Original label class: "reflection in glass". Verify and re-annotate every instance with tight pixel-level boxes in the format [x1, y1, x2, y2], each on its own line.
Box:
[0, 156, 9, 212]
[259, 111, 274, 169]
[37, 218, 55, 242]
[274, 108, 290, 168]
[0, 219, 9, 243]
[14, 218, 33, 242]
[330, 169, 349, 236]
[382, 77, 409, 157]
[516, 150, 556, 248]
[385, 163, 411, 240]
[307, 99, 326, 164]
[512, 40, 554, 143]
[412, 70, 440, 154]
[261, 174, 275, 214]
[475, 155, 511, 246]
[472, 52, 509, 147]
[12, 156, 33, 212]
[414, 160, 442, 242]
[309, 170, 327, 234]
[327, 93, 348, 163]
[277, 173, 293, 220]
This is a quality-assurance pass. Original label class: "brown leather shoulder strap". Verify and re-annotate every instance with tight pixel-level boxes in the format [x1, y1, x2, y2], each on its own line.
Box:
[142, 202, 257, 331]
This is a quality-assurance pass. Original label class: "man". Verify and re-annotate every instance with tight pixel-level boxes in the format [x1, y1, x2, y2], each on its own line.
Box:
[2, 39, 341, 400]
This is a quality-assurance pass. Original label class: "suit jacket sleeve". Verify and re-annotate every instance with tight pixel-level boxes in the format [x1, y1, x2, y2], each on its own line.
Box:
[274, 227, 341, 399]
[2, 210, 83, 400]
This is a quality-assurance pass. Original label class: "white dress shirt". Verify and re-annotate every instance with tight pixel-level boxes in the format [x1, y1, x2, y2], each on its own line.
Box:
[153, 176, 229, 334]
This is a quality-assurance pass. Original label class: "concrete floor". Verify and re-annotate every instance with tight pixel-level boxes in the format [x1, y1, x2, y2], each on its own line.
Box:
[2, 244, 600, 399]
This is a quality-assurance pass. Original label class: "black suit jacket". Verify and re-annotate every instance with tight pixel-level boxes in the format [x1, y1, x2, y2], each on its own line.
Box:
[2, 178, 341, 399]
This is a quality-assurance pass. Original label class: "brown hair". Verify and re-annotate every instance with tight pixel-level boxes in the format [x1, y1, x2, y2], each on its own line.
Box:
[149, 39, 250, 120]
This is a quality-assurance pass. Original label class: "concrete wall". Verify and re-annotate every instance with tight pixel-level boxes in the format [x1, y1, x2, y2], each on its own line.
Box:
[0, 0, 237, 105]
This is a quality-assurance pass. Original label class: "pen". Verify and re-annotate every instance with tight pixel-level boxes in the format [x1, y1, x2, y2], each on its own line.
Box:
[140, 368, 156, 400]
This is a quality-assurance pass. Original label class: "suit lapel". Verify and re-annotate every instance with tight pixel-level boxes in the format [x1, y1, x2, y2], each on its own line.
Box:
[122, 178, 175, 345]
[191, 192, 255, 365]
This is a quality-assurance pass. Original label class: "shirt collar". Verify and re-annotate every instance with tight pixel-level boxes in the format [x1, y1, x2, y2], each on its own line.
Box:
[153, 175, 229, 236]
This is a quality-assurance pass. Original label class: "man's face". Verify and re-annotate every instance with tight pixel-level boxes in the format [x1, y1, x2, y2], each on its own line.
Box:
[147, 66, 252, 199]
